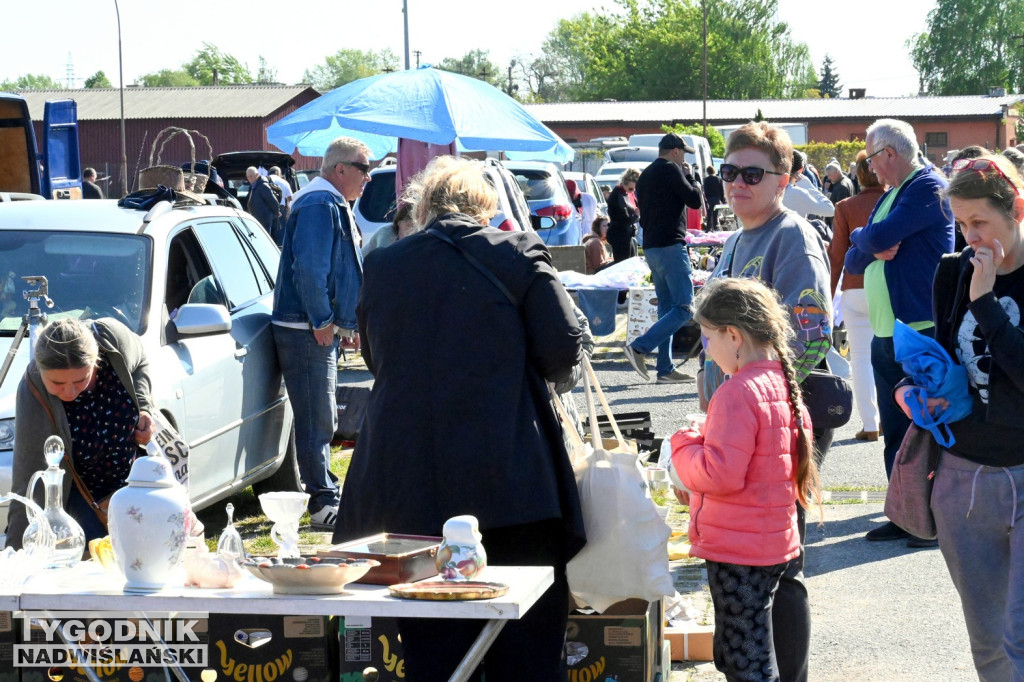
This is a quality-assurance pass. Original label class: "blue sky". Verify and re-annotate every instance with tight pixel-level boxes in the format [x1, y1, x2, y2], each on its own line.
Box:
[3, 0, 934, 97]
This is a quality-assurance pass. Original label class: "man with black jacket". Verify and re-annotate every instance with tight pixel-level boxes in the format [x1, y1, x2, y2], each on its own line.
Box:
[622, 133, 705, 383]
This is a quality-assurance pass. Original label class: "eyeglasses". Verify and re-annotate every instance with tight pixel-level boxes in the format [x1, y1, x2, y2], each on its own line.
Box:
[341, 161, 371, 177]
[865, 147, 888, 165]
[719, 164, 786, 185]
[952, 158, 1021, 196]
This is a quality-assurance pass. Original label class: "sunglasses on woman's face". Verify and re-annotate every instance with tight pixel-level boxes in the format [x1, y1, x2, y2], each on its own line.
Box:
[719, 164, 786, 185]
[952, 158, 1021, 196]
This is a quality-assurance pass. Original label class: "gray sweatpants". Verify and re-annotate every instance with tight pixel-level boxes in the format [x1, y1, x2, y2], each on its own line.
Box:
[931, 450, 1024, 682]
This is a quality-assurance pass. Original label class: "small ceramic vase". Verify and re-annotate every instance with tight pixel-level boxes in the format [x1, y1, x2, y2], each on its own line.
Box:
[435, 515, 487, 581]
[108, 454, 190, 592]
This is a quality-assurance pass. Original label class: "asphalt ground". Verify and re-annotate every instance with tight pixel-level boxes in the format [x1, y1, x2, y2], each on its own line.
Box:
[336, 320, 978, 681]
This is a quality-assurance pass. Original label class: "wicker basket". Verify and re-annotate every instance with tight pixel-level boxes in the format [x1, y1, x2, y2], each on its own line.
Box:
[138, 127, 214, 193]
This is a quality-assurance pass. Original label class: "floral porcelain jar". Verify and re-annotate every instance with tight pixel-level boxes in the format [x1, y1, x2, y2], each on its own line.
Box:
[108, 454, 190, 592]
[435, 515, 487, 581]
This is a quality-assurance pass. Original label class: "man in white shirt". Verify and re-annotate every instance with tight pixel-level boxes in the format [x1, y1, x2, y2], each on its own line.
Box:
[783, 150, 834, 219]
[268, 166, 294, 222]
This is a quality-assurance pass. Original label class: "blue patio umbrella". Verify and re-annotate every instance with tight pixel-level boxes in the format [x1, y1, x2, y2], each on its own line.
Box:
[893, 319, 973, 447]
[267, 67, 574, 163]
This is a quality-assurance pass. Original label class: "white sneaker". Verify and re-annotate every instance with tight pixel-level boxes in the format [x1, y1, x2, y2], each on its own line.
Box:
[308, 504, 339, 530]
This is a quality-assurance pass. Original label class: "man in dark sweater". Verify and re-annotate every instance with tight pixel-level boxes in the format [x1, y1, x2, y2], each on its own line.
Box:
[82, 167, 104, 199]
[623, 133, 704, 383]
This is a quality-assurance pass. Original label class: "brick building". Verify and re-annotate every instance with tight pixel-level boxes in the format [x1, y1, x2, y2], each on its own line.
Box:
[16, 85, 320, 196]
[525, 93, 1022, 163]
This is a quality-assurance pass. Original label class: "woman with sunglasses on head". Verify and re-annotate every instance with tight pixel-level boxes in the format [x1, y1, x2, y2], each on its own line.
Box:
[897, 154, 1024, 681]
[701, 121, 833, 682]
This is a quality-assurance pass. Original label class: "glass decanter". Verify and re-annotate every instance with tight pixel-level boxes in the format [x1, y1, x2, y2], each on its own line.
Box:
[216, 502, 245, 562]
[23, 435, 86, 569]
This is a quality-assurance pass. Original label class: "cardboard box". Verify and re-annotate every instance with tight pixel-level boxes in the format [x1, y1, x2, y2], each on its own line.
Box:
[0, 612, 15, 682]
[203, 613, 337, 682]
[564, 598, 662, 682]
[17, 614, 208, 682]
[664, 621, 714, 662]
[338, 615, 404, 682]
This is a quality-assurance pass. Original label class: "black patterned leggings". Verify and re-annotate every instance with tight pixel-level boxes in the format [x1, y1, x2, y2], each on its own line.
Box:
[706, 558, 799, 682]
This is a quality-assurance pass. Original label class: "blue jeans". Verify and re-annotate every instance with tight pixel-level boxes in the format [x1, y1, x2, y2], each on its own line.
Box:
[632, 244, 694, 376]
[871, 328, 934, 478]
[272, 325, 340, 512]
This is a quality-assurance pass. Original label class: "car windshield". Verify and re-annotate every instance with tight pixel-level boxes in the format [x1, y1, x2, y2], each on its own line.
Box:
[0, 231, 152, 335]
[513, 171, 562, 202]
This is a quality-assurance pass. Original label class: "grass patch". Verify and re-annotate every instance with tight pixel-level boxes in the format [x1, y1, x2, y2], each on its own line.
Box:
[824, 484, 887, 492]
[198, 444, 354, 554]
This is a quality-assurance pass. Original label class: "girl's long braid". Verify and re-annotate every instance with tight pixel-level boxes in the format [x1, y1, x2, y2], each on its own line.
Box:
[772, 338, 821, 512]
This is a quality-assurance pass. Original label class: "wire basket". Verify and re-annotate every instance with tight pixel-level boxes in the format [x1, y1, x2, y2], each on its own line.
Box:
[138, 127, 213, 193]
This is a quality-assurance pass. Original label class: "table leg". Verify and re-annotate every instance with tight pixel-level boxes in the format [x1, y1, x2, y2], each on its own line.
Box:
[448, 619, 507, 682]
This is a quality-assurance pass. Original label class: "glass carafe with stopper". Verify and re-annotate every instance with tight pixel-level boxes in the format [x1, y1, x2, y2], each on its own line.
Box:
[23, 436, 86, 569]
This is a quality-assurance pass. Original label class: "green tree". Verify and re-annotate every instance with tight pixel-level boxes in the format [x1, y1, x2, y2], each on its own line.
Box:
[817, 54, 841, 98]
[138, 69, 200, 87]
[0, 73, 63, 90]
[437, 49, 502, 87]
[539, 0, 814, 102]
[84, 71, 112, 88]
[910, 0, 1024, 95]
[663, 122, 727, 157]
[303, 49, 399, 91]
[184, 42, 252, 85]
[256, 56, 278, 84]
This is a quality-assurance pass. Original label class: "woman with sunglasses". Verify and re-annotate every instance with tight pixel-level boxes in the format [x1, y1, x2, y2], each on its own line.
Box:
[701, 121, 833, 682]
[897, 154, 1024, 681]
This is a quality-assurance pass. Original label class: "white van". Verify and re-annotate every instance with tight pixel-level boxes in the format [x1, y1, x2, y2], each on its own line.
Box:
[604, 134, 715, 178]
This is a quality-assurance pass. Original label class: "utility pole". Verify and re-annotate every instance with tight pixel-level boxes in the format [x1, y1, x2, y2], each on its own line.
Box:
[403, 0, 411, 69]
[114, 0, 127, 198]
[507, 60, 517, 97]
[1013, 35, 1024, 94]
[701, 0, 708, 138]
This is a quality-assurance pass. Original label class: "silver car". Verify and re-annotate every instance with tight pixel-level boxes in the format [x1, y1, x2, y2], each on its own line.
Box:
[0, 199, 300, 536]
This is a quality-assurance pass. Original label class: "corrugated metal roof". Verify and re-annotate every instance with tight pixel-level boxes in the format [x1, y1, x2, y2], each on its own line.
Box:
[11, 85, 317, 121]
[524, 95, 1022, 124]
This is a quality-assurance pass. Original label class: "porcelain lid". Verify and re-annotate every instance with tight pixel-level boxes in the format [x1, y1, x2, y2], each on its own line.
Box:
[126, 455, 178, 487]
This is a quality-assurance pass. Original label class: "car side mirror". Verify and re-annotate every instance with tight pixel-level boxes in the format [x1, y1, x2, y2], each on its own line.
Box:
[531, 215, 556, 230]
[172, 303, 232, 335]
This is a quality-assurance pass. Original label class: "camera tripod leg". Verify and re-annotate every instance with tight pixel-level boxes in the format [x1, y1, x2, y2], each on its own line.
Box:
[0, 318, 29, 392]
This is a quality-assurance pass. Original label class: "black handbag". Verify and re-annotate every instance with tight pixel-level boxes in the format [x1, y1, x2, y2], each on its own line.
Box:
[801, 369, 853, 429]
[335, 385, 371, 441]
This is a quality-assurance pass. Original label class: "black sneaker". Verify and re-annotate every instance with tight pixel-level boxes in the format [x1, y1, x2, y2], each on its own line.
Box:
[906, 536, 939, 548]
[865, 521, 911, 542]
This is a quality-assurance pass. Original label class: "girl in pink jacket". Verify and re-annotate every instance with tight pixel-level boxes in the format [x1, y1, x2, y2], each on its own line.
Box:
[672, 277, 820, 682]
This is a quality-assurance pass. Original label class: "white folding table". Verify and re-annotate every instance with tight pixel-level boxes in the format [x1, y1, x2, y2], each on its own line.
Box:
[14, 563, 554, 682]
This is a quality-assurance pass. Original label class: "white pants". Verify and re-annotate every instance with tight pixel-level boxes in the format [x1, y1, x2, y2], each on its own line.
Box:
[840, 288, 879, 431]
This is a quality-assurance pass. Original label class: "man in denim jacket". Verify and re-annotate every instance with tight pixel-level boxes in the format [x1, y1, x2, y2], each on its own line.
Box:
[272, 136, 370, 529]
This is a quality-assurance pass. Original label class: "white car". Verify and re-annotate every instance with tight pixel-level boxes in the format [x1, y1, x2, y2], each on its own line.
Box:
[594, 161, 651, 193]
[353, 159, 534, 241]
[0, 198, 300, 535]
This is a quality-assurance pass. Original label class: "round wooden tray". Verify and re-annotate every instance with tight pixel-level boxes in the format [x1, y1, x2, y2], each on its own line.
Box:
[388, 580, 509, 601]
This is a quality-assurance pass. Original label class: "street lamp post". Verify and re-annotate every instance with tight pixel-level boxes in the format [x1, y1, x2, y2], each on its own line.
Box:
[114, 0, 127, 197]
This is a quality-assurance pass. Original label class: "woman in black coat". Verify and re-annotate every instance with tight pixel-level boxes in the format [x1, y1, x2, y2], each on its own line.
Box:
[605, 168, 641, 262]
[334, 156, 585, 682]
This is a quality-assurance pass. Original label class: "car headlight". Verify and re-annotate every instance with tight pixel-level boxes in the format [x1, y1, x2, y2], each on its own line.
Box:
[0, 420, 14, 451]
